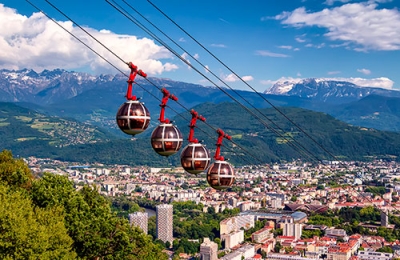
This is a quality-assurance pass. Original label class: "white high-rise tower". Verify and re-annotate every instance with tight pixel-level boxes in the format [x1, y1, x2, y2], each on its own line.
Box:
[129, 212, 148, 234]
[156, 204, 173, 244]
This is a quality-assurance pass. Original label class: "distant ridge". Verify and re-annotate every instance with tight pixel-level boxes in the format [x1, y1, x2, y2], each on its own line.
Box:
[266, 78, 400, 104]
[2, 68, 400, 132]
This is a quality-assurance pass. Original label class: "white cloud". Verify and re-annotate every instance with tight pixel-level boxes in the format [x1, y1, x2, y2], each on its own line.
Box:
[342, 77, 393, 89]
[221, 73, 252, 83]
[275, 2, 400, 51]
[357, 68, 371, 75]
[179, 37, 186, 42]
[0, 4, 177, 75]
[223, 73, 239, 82]
[242, 75, 254, 82]
[295, 37, 306, 43]
[255, 50, 290, 58]
[180, 53, 191, 69]
[278, 45, 293, 49]
[204, 65, 210, 73]
[193, 53, 200, 60]
[328, 71, 341, 75]
[297, 72, 302, 77]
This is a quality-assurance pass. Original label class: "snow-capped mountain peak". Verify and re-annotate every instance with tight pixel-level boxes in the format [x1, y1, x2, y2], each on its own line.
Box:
[264, 78, 400, 104]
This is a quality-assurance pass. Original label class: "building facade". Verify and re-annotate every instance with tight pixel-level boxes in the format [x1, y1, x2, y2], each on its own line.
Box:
[128, 212, 148, 234]
[200, 238, 218, 260]
[156, 204, 173, 244]
[221, 230, 244, 249]
[281, 216, 302, 240]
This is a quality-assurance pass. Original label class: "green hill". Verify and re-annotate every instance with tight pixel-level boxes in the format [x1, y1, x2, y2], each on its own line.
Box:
[2, 102, 400, 166]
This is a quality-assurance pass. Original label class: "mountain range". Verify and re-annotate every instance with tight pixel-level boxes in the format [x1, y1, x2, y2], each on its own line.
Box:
[2, 69, 400, 133]
[0, 69, 400, 163]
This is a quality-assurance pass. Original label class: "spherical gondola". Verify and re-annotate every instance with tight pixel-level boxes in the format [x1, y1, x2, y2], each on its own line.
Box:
[116, 100, 150, 136]
[151, 123, 183, 156]
[206, 160, 235, 190]
[180, 142, 211, 174]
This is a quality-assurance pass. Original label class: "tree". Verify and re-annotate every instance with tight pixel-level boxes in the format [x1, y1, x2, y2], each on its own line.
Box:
[377, 246, 394, 253]
[31, 173, 167, 259]
[0, 150, 33, 189]
[214, 238, 222, 250]
[0, 150, 168, 259]
[0, 184, 76, 259]
[274, 242, 282, 253]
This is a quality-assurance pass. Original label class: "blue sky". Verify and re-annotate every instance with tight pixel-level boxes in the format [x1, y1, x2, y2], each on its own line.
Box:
[0, 0, 399, 92]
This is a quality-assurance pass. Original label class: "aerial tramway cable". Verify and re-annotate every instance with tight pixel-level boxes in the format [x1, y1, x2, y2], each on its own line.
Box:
[39, 0, 266, 166]
[105, 0, 325, 165]
[131, 0, 400, 217]
[26, 0, 261, 171]
[146, 0, 342, 163]
[27, 0, 398, 217]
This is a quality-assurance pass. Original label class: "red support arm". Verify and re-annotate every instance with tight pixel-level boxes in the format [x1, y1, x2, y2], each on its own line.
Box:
[188, 109, 206, 143]
[214, 129, 231, 161]
[125, 62, 147, 101]
[158, 88, 178, 123]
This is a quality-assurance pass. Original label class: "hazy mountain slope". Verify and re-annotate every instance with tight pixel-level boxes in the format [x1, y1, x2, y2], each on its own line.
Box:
[331, 95, 400, 131]
[2, 102, 400, 166]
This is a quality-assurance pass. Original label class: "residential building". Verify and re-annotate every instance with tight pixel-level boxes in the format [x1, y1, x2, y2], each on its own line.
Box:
[266, 253, 316, 260]
[199, 238, 218, 260]
[359, 248, 393, 260]
[128, 212, 148, 234]
[281, 216, 302, 240]
[381, 210, 389, 227]
[221, 230, 244, 249]
[252, 226, 274, 243]
[156, 204, 173, 244]
[220, 244, 255, 260]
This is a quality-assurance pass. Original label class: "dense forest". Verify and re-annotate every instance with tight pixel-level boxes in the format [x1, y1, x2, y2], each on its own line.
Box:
[0, 150, 167, 260]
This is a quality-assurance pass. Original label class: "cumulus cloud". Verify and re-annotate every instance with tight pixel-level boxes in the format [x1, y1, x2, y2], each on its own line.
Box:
[223, 73, 239, 82]
[221, 73, 253, 83]
[275, 2, 400, 51]
[357, 68, 371, 75]
[342, 77, 393, 89]
[255, 50, 290, 58]
[242, 75, 254, 82]
[0, 4, 177, 75]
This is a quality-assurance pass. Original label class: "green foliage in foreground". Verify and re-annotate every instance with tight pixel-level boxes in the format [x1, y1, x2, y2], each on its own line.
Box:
[0, 150, 167, 260]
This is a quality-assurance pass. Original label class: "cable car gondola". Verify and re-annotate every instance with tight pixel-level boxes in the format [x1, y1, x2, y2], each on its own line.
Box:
[180, 110, 211, 174]
[206, 129, 235, 190]
[116, 62, 150, 136]
[151, 88, 183, 156]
